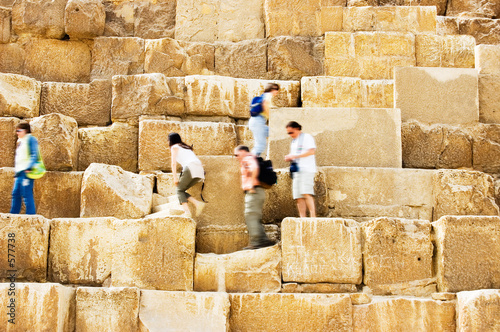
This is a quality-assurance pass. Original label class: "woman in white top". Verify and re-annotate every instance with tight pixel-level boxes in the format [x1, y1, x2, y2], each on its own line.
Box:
[169, 133, 206, 217]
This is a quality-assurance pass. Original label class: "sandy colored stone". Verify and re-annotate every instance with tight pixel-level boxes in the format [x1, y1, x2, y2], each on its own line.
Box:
[0, 117, 20, 167]
[76, 287, 139, 332]
[101, 0, 134, 37]
[0, 283, 75, 331]
[0, 213, 49, 282]
[320, 5, 344, 33]
[78, 122, 138, 172]
[0, 0, 14, 6]
[230, 293, 353, 332]
[478, 74, 500, 124]
[0, 43, 24, 75]
[475, 44, 500, 75]
[395, 66, 478, 124]
[458, 17, 500, 45]
[138, 120, 236, 171]
[402, 121, 473, 169]
[194, 245, 281, 292]
[0, 73, 41, 118]
[437, 16, 460, 35]
[134, 0, 176, 39]
[64, 0, 105, 39]
[470, 124, 500, 172]
[264, 0, 326, 37]
[281, 283, 357, 293]
[24, 39, 91, 83]
[0, 7, 10, 43]
[432, 292, 456, 301]
[183, 75, 235, 116]
[111, 216, 196, 290]
[457, 290, 500, 331]
[41, 80, 111, 126]
[353, 297, 456, 331]
[139, 290, 230, 331]
[91, 37, 144, 80]
[416, 34, 475, 68]
[12, 0, 66, 39]
[215, 40, 267, 79]
[0, 167, 14, 212]
[432, 170, 499, 220]
[34, 171, 83, 218]
[236, 124, 254, 150]
[433, 215, 500, 292]
[447, 0, 500, 18]
[48, 217, 114, 285]
[269, 107, 402, 169]
[30, 113, 79, 171]
[81, 163, 152, 219]
[351, 293, 371, 305]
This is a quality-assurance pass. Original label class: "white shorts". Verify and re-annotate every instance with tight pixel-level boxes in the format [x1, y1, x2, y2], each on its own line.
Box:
[293, 172, 315, 200]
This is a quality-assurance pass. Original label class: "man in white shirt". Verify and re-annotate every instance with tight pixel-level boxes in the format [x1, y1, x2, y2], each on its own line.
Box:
[284, 121, 317, 218]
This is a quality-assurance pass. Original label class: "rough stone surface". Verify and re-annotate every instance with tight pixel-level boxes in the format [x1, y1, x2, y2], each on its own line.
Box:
[34, 171, 83, 218]
[138, 120, 236, 171]
[12, 0, 67, 39]
[415, 34, 475, 68]
[457, 290, 500, 331]
[458, 17, 500, 45]
[447, 0, 500, 18]
[194, 245, 281, 292]
[101, 0, 135, 37]
[0, 213, 49, 282]
[111, 217, 196, 290]
[183, 75, 235, 116]
[215, 39, 267, 79]
[0, 43, 24, 74]
[478, 74, 500, 123]
[78, 123, 138, 172]
[351, 293, 372, 305]
[0, 6, 10, 43]
[0, 167, 14, 213]
[281, 283, 357, 294]
[134, 0, 176, 39]
[433, 292, 457, 301]
[0, 73, 41, 118]
[230, 293, 353, 332]
[65, 0, 105, 39]
[80, 163, 153, 219]
[437, 16, 460, 35]
[75, 287, 139, 332]
[269, 107, 402, 169]
[395, 66, 479, 124]
[139, 290, 230, 331]
[30, 113, 79, 171]
[433, 215, 500, 292]
[0, 117, 20, 167]
[41, 80, 112, 126]
[402, 121, 473, 169]
[475, 44, 500, 75]
[281, 218, 362, 284]
[48, 218, 114, 285]
[470, 124, 500, 172]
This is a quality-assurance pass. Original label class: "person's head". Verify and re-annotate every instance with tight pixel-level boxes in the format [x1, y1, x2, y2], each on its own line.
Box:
[286, 121, 302, 139]
[168, 132, 193, 150]
[234, 145, 250, 162]
[16, 122, 31, 138]
[264, 83, 280, 97]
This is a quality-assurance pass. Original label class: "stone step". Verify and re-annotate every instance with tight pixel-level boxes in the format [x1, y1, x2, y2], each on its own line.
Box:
[437, 16, 500, 45]
[475, 44, 500, 124]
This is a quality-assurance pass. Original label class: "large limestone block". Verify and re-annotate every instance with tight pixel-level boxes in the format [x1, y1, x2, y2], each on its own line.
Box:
[0, 117, 20, 167]
[0, 73, 41, 118]
[215, 40, 267, 79]
[433, 215, 500, 292]
[139, 290, 230, 331]
[0, 0, 14, 6]
[0, 168, 14, 213]
[301, 76, 394, 108]
[0, 283, 75, 331]
[416, 34, 475, 68]
[144, 38, 214, 76]
[437, 15, 460, 35]
[0, 214, 49, 282]
[282, 218, 362, 284]
[282, 283, 358, 294]
[64, 0, 105, 39]
[447, 0, 500, 18]
[78, 123, 138, 172]
[183, 75, 235, 116]
[12, 0, 67, 39]
[30, 113, 79, 171]
[229, 293, 353, 332]
[267, 36, 324, 80]
[101, 0, 134, 37]
[48, 218, 114, 285]
[363, 217, 434, 295]
[475, 44, 500, 75]
[76, 287, 139, 332]
[324, 167, 434, 221]
[0, 43, 24, 75]
[34, 171, 83, 218]
[471, 124, 500, 172]
[111, 217, 196, 290]
[41, 80, 111, 126]
[478, 74, 500, 123]
[395, 67, 479, 124]
[0, 7, 10, 43]
[91, 37, 145, 80]
[134, 0, 176, 39]
[138, 120, 236, 171]
[353, 297, 456, 331]
[457, 290, 500, 331]
[269, 107, 402, 169]
[402, 121, 473, 169]
[376, 0, 445, 16]
[458, 17, 500, 45]
[81, 163, 153, 219]
[432, 170, 499, 220]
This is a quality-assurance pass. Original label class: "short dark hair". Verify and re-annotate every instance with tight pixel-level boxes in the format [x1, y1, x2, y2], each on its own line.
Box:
[286, 121, 301, 130]
[264, 83, 280, 93]
[16, 122, 31, 133]
[235, 145, 250, 152]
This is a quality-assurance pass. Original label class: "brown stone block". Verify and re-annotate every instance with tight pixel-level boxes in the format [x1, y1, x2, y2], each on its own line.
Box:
[34, 171, 83, 218]
[478, 74, 500, 123]
[215, 40, 267, 79]
[12, 0, 66, 39]
[65, 0, 105, 39]
[447, 0, 500, 18]
[457, 290, 500, 331]
[0, 43, 24, 75]
[437, 16, 460, 35]
[91, 37, 144, 80]
[0, 73, 41, 118]
[0, 167, 14, 213]
[0, 7, 10, 43]
[102, 0, 134, 37]
[281, 283, 357, 293]
[458, 18, 500, 45]
[0, 117, 20, 167]
[471, 123, 500, 173]
[184, 75, 235, 116]
[134, 0, 176, 39]
[416, 34, 475, 68]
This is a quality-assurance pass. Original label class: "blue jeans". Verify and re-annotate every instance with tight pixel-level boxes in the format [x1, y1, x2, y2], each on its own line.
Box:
[10, 172, 36, 215]
[249, 115, 268, 157]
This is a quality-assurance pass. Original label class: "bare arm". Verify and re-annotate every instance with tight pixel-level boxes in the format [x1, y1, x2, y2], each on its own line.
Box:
[285, 148, 315, 161]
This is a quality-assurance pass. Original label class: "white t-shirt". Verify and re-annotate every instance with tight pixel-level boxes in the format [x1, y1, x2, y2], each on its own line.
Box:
[290, 133, 316, 173]
[171, 144, 205, 179]
[263, 92, 273, 105]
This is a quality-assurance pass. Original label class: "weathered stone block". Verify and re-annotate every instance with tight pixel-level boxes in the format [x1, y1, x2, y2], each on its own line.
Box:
[34, 171, 83, 218]
[236, 124, 254, 149]
[0, 73, 41, 118]
[0, 7, 10, 43]
[12, 0, 67, 39]
[134, 0, 176, 39]
[215, 40, 267, 79]
[416, 34, 475, 68]
[138, 120, 236, 171]
[64, 0, 105, 39]
[395, 66, 478, 124]
[48, 218, 114, 285]
[475, 44, 500, 75]
[447, 0, 500, 18]
[282, 217, 362, 284]
[282, 283, 357, 293]
[183, 75, 235, 116]
[433, 216, 500, 292]
[24, 39, 91, 83]
[91, 37, 144, 80]
[269, 107, 402, 169]
[194, 245, 281, 292]
[76, 287, 139, 332]
[437, 15, 460, 35]
[478, 74, 500, 124]
[471, 124, 500, 172]
[0, 43, 24, 74]
[78, 123, 138, 172]
[111, 217, 196, 290]
[81, 163, 153, 219]
[139, 290, 230, 331]
[230, 293, 353, 332]
[0, 167, 14, 213]
[0, 214, 49, 282]
[0, 117, 20, 167]
[458, 17, 500, 45]
[363, 217, 434, 295]
[457, 290, 500, 331]
[30, 113, 79, 171]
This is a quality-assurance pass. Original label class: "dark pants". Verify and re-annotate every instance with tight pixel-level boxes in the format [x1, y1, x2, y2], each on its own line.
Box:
[10, 172, 36, 215]
[177, 167, 202, 204]
[244, 187, 270, 246]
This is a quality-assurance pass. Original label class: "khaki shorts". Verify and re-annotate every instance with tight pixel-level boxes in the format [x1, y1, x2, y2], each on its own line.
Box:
[293, 172, 315, 200]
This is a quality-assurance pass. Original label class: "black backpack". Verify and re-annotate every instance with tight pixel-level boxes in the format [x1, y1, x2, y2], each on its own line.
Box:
[256, 157, 277, 189]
